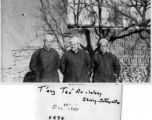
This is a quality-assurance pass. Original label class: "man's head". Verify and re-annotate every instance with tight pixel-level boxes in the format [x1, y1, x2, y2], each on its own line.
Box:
[43, 34, 54, 49]
[99, 39, 108, 54]
[70, 37, 80, 53]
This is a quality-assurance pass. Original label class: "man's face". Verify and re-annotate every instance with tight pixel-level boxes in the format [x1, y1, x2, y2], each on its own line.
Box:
[71, 41, 79, 52]
[44, 38, 53, 49]
[100, 42, 108, 53]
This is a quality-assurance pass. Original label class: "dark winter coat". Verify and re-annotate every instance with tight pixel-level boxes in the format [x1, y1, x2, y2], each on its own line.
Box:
[29, 47, 60, 82]
[91, 52, 120, 83]
[23, 71, 35, 82]
[60, 49, 91, 82]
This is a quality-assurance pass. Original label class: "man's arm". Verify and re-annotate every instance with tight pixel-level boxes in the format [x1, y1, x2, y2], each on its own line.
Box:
[90, 53, 98, 76]
[29, 50, 41, 82]
[113, 55, 121, 78]
[85, 51, 91, 73]
[59, 53, 66, 75]
[55, 50, 60, 70]
[29, 50, 40, 73]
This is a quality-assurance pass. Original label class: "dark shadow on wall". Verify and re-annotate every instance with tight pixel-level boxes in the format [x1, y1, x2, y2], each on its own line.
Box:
[80, 29, 94, 58]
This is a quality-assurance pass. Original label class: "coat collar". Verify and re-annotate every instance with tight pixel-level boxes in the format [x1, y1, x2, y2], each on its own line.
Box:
[99, 50, 107, 55]
[70, 49, 80, 54]
[43, 46, 51, 51]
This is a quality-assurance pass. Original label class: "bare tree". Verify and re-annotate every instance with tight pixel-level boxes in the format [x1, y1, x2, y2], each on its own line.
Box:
[69, 0, 150, 58]
[68, 0, 86, 27]
[36, 0, 69, 51]
[104, 0, 150, 42]
[36, 0, 150, 57]
[36, 0, 89, 51]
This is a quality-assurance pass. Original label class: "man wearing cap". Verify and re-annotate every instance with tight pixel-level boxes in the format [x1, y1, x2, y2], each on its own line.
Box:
[91, 39, 120, 83]
[60, 37, 91, 82]
[29, 34, 60, 82]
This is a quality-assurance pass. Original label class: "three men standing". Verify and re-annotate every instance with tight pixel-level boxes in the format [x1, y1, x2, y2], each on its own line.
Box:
[29, 35, 120, 83]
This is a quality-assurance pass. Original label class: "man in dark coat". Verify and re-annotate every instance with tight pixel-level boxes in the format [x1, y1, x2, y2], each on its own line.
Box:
[91, 39, 120, 83]
[60, 37, 91, 82]
[29, 34, 60, 82]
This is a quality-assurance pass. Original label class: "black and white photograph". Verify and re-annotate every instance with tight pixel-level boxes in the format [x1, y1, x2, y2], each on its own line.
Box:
[1, 0, 151, 83]
[0, 1, 152, 120]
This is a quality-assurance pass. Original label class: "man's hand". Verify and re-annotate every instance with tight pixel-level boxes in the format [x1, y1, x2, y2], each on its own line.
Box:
[90, 73, 94, 82]
[114, 73, 117, 79]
